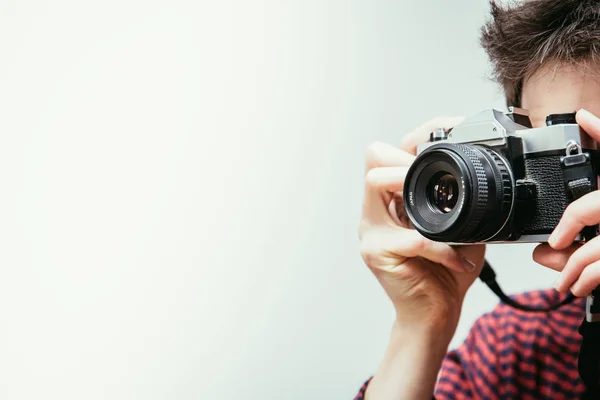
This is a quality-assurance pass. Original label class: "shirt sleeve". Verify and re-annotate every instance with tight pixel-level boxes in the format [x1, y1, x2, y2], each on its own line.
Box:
[353, 311, 500, 400]
[353, 377, 371, 400]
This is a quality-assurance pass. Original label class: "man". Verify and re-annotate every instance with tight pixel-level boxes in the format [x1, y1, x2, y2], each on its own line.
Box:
[355, 0, 600, 398]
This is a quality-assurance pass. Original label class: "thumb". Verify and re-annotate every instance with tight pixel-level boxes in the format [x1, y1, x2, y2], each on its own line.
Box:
[576, 109, 600, 143]
[453, 245, 486, 292]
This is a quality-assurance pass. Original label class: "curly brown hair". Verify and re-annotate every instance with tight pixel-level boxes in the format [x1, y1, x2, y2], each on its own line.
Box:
[481, 0, 600, 107]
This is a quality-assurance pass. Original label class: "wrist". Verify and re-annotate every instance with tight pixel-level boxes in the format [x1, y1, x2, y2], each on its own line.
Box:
[393, 297, 463, 345]
[389, 321, 451, 363]
[365, 322, 451, 400]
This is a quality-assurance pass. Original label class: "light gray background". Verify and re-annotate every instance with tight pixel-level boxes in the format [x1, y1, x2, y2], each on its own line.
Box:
[0, 0, 558, 399]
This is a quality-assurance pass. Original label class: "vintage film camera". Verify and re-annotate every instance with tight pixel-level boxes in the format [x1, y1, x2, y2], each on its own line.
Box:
[403, 108, 600, 243]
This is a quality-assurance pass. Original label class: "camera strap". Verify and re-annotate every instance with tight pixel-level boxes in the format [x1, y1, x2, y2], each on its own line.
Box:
[559, 141, 600, 398]
[479, 262, 577, 311]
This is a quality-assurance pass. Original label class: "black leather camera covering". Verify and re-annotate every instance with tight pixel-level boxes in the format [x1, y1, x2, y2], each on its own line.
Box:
[522, 155, 569, 233]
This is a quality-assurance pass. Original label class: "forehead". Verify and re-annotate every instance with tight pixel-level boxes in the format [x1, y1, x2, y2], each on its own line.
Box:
[521, 63, 600, 128]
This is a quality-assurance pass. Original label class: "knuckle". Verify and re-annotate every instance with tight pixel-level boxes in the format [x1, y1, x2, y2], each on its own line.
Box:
[419, 235, 431, 250]
[429, 117, 445, 126]
[358, 220, 370, 240]
[431, 116, 461, 127]
[398, 134, 411, 145]
[359, 235, 379, 267]
[566, 202, 586, 223]
[365, 142, 384, 166]
[567, 251, 582, 268]
[413, 235, 429, 253]
[423, 117, 446, 131]
[561, 205, 576, 223]
[573, 209, 587, 224]
[559, 249, 585, 268]
[364, 168, 378, 188]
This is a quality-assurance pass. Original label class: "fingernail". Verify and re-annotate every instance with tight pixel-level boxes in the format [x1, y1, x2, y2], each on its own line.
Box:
[579, 108, 600, 123]
[580, 108, 592, 118]
[548, 227, 561, 247]
[462, 257, 476, 272]
[554, 272, 565, 291]
[570, 283, 580, 297]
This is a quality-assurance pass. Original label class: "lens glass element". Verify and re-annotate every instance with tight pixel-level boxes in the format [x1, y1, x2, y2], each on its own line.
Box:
[427, 173, 458, 213]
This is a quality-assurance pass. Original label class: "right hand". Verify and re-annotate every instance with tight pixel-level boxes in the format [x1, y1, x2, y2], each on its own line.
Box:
[359, 117, 486, 338]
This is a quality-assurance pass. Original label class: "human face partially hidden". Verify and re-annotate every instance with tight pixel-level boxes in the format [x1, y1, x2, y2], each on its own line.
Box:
[521, 63, 600, 128]
[528, 63, 600, 296]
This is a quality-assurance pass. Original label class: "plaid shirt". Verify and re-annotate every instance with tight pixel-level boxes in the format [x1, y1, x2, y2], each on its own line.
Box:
[354, 289, 586, 399]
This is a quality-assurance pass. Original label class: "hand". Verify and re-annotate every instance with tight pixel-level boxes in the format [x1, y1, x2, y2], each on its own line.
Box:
[534, 109, 600, 297]
[359, 117, 486, 337]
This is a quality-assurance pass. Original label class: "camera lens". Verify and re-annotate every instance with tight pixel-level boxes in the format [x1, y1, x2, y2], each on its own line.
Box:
[403, 143, 513, 243]
[427, 173, 459, 213]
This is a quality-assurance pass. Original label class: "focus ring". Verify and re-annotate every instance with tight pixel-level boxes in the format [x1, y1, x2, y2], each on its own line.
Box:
[482, 148, 512, 208]
[477, 147, 513, 241]
[454, 144, 488, 241]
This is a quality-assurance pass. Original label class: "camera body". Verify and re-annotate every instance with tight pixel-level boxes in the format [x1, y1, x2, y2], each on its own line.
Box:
[403, 108, 600, 244]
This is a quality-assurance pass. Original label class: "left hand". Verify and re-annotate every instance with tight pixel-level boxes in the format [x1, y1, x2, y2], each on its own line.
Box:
[534, 109, 600, 297]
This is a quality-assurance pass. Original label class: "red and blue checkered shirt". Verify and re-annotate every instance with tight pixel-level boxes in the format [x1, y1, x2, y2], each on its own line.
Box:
[354, 289, 586, 399]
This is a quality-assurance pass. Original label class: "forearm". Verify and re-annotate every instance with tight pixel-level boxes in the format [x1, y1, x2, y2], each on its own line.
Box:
[365, 323, 451, 400]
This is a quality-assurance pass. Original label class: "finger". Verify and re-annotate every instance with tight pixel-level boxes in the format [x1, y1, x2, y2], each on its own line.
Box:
[393, 231, 478, 273]
[570, 259, 600, 297]
[365, 142, 415, 174]
[361, 228, 476, 273]
[365, 167, 410, 192]
[389, 193, 411, 228]
[399, 116, 465, 155]
[576, 109, 600, 143]
[553, 236, 600, 292]
[532, 243, 580, 272]
[388, 194, 403, 226]
[548, 191, 600, 249]
[363, 167, 409, 224]
[453, 244, 487, 289]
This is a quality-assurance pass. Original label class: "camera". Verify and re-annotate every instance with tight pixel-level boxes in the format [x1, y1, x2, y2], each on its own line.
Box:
[403, 108, 600, 243]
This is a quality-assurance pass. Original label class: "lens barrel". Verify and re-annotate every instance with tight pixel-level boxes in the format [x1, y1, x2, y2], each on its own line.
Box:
[403, 143, 513, 243]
